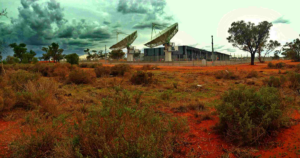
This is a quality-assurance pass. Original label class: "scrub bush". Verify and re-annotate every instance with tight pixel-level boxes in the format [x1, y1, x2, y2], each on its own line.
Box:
[68, 70, 96, 84]
[215, 86, 290, 145]
[94, 65, 111, 78]
[130, 71, 155, 85]
[110, 64, 131, 76]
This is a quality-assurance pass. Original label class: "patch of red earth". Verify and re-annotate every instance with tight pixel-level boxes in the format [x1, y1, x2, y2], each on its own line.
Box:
[166, 109, 233, 158]
[254, 110, 300, 158]
[0, 120, 20, 156]
[38, 61, 56, 63]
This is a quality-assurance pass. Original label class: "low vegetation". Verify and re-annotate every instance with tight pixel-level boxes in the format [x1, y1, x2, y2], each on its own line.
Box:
[215, 86, 291, 145]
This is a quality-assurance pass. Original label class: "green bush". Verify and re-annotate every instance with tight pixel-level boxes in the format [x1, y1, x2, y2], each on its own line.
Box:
[214, 70, 239, 79]
[32, 57, 39, 64]
[6, 56, 19, 64]
[94, 65, 110, 78]
[263, 76, 286, 88]
[130, 71, 155, 85]
[267, 62, 274, 68]
[65, 53, 79, 65]
[68, 70, 96, 84]
[79, 63, 88, 68]
[111, 64, 131, 76]
[215, 86, 290, 145]
[287, 71, 300, 89]
[275, 62, 286, 69]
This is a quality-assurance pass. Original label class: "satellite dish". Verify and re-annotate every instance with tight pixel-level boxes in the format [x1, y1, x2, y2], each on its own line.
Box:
[110, 31, 138, 62]
[110, 31, 137, 50]
[145, 23, 178, 48]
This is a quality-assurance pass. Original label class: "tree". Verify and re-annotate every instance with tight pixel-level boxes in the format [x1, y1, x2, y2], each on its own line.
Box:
[84, 48, 93, 61]
[22, 50, 36, 63]
[41, 47, 51, 61]
[258, 40, 281, 62]
[133, 50, 141, 58]
[0, 9, 8, 74]
[282, 35, 300, 62]
[9, 43, 27, 62]
[109, 50, 125, 60]
[65, 53, 79, 65]
[42, 43, 64, 62]
[227, 21, 273, 65]
[0, 9, 7, 18]
[273, 50, 280, 60]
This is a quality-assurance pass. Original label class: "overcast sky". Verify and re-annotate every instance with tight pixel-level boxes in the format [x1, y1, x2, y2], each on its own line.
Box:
[0, 0, 299, 57]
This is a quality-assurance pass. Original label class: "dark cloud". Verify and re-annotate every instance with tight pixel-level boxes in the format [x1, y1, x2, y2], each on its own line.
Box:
[272, 16, 290, 24]
[103, 20, 111, 25]
[117, 0, 148, 14]
[133, 21, 170, 29]
[0, 0, 113, 56]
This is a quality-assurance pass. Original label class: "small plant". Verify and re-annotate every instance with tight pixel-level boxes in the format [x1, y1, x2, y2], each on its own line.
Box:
[94, 65, 111, 78]
[296, 64, 300, 72]
[110, 64, 131, 76]
[246, 70, 258, 78]
[79, 63, 88, 68]
[263, 76, 286, 88]
[287, 71, 300, 89]
[268, 62, 274, 68]
[215, 86, 290, 145]
[130, 71, 155, 85]
[142, 65, 153, 70]
[68, 69, 96, 84]
[275, 62, 286, 69]
[214, 70, 239, 80]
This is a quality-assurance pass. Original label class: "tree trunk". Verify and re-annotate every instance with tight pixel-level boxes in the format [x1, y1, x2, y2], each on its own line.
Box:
[251, 53, 255, 65]
[258, 47, 262, 63]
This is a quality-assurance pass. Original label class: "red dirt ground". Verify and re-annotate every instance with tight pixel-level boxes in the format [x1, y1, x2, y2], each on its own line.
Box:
[1, 60, 299, 157]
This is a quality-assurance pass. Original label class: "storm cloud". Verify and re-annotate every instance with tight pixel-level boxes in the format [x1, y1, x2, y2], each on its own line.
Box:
[133, 21, 170, 29]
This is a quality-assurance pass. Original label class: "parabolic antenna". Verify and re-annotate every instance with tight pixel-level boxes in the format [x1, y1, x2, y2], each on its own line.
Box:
[145, 23, 178, 48]
[110, 31, 137, 50]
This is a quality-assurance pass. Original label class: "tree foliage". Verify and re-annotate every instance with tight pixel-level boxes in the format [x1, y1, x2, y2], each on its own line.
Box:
[42, 43, 64, 62]
[9, 43, 27, 62]
[65, 53, 79, 65]
[258, 40, 281, 62]
[227, 21, 273, 65]
[109, 50, 125, 60]
[282, 35, 300, 62]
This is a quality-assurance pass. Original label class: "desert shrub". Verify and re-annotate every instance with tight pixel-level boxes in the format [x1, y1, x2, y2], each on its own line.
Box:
[263, 76, 286, 88]
[6, 56, 19, 64]
[267, 62, 274, 68]
[215, 86, 290, 145]
[79, 63, 88, 68]
[94, 65, 111, 78]
[71, 90, 187, 157]
[287, 71, 300, 89]
[10, 124, 62, 158]
[30, 63, 53, 77]
[10, 89, 187, 158]
[0, 87, 17, 111]
[246, 70, 258, 78]
[275, 62, 286, 69]
[87, 63, 101, 68]
[110, 64, 131, 76]
[130, 71, 155, 85]
[65, 53, 79, 65]
[142, 65, 153, 70]
[9, 70, 41, 91]
[32, 57, 39, 64]
[68, 70, 96, 84]
[296, 64, 300, 72]
[214, 70, 239, 79]
[15, 78, 58, 114]
[52, 64, 70, 81]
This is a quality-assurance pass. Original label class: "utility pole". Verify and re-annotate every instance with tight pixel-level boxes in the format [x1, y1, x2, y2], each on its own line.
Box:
[105, 45, 106, 64]
[212, 35, 214, 65]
